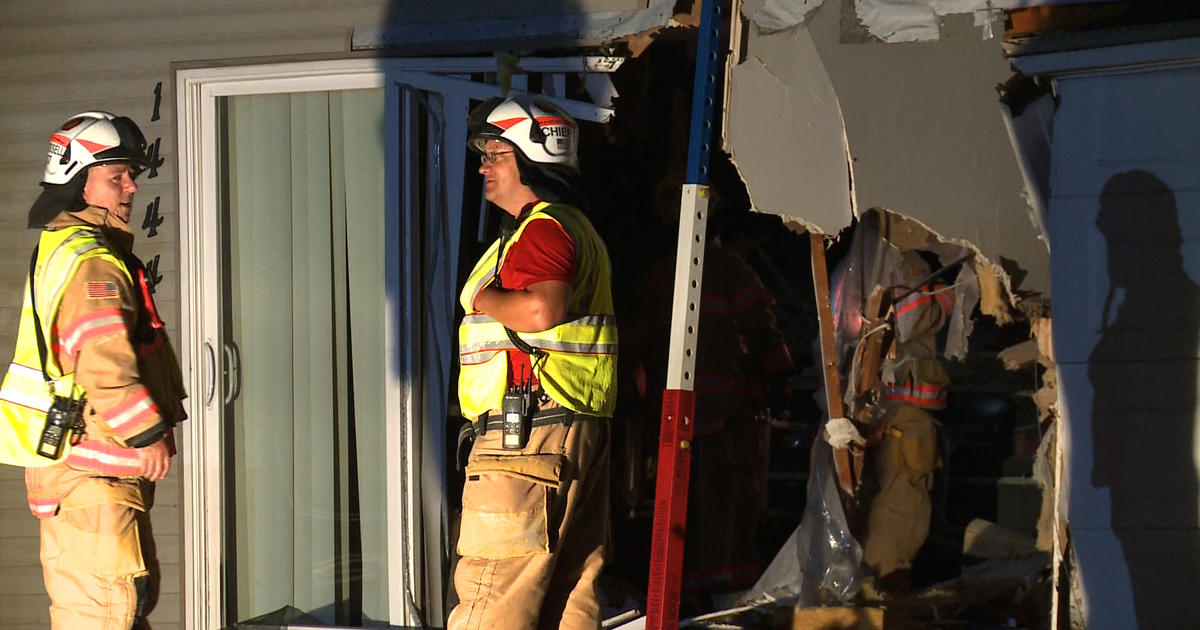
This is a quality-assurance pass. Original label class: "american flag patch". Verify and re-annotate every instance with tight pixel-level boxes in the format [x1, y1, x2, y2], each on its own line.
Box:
[86, 281, 119, 299]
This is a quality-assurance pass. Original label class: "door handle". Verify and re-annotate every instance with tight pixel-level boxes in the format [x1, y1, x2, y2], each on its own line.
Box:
[203, 341, 216, 406]
[223, 342, 242, 405]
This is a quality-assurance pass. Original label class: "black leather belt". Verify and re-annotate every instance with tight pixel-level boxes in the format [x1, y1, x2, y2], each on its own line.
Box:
[455, 408, 605, 470]
[473, 407, 603, 435]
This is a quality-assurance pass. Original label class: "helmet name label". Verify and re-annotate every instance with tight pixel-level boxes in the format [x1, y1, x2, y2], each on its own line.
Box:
[469, 98, 580, 169]
[48, 134, 69, 157]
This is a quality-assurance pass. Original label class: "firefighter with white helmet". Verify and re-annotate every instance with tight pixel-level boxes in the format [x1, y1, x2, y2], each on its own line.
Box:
[450, 96, 617, 629]
[1, 111, 187, 629]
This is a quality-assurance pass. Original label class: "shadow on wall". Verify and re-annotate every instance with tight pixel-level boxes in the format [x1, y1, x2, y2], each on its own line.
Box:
[1088, 169, 1200, 628]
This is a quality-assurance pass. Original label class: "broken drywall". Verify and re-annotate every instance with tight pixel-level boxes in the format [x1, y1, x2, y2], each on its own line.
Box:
[726, 24, 855, 236]
[855, 0, 940, 43]
[728, 4, 1049, 294]
[853, 1, 1004, 43]
[744, 0, 1005, 42]
[807, 5, 1050, 294]
[741, 0, 826, 33]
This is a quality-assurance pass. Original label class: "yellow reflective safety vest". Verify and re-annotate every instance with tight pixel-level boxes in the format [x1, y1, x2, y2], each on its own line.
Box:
[458, 201, 618, 420]
[0, 225, 131, 466]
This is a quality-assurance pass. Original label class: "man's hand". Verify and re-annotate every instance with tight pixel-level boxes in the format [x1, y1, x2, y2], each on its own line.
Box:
[136, 438, 172, 482]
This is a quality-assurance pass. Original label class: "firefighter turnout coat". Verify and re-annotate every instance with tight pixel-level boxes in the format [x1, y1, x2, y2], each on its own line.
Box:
[1, 206, 187, 516]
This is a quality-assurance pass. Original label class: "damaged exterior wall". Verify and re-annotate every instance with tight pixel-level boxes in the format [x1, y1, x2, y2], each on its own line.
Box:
[729, 2, 1050, 295]
[1012, 38, 1200, 629]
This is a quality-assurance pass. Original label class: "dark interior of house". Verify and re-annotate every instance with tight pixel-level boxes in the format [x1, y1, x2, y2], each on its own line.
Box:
[442, 33, 1052, 628]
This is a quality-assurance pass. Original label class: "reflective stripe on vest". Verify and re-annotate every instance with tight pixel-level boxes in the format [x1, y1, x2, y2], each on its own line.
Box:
[884, 380, 948, 409]
[457, 202, 617, 419]
[0, 226, 132, 467]
[894, 283, 954, 343]
[459, 314, 618, 361]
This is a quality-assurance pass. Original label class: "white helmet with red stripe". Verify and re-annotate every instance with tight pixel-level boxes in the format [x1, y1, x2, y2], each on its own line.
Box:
[468, 96, 578, 169]
[42, 111, 149, 185]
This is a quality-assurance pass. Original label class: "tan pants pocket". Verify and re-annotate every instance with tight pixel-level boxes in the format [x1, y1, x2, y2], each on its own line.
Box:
[895, 415, 938, 476]
[458, 453, 564, 560]
[45, 502, 146, 579]
[881, 407, 938, 477]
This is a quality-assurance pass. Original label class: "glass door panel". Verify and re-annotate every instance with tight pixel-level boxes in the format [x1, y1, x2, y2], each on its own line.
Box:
[219, 88, 387, 626]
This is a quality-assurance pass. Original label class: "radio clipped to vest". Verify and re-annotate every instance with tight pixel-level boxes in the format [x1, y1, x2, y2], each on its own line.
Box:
[36, 386, 86, 460]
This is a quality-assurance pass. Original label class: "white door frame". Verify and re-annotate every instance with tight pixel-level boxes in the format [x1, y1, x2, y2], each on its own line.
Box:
[175, 57, 618, 629]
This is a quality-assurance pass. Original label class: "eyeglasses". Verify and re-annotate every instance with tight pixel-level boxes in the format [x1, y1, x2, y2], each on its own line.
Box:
[480, 150, 514, 165]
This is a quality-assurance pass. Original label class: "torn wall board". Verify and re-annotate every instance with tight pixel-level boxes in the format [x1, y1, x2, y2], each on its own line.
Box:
[855, 0, 940, 43]
[727, 25, 855, 236]
[804, 6, 1050, 293]
[852, 1, 1124, 44]
[733, 6, 1049, 293]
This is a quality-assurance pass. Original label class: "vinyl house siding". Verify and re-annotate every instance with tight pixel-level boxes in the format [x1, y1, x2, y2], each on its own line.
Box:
[0, 2, 388, 628]
[1, 1, 653, 627]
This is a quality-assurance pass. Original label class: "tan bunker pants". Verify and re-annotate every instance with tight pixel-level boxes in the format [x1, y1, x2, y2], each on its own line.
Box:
[863, 404, 939, 577]
[449, 417, 610, 630]
[40, 478, 147, 630]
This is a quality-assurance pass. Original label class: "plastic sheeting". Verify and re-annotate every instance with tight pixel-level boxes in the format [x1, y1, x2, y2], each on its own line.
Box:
[740, 433, 863, 606]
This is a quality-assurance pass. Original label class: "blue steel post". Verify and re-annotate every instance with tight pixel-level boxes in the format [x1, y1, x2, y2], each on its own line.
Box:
[645, 0, 727, 628]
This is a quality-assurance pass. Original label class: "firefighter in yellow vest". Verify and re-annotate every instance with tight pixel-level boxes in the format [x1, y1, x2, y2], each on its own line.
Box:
[449, 97, 617, 630]
[0, 112, 187, 629]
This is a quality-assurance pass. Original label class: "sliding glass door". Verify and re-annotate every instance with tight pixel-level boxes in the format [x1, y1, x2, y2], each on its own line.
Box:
[220, 89, 388, 625]
[176, 58, 618, 629]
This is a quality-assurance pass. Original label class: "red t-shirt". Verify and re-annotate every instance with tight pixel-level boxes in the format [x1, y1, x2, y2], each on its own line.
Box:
[494, 216, 576, 386]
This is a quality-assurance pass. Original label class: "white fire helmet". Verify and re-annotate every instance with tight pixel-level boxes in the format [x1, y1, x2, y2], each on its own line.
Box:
[42, 111, 149, 185]
[468, 97, 578, 169]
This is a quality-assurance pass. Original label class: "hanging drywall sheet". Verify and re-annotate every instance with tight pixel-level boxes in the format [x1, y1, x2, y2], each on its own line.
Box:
[727, 24, 855, 236]
[807, 6, 1049, 293]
